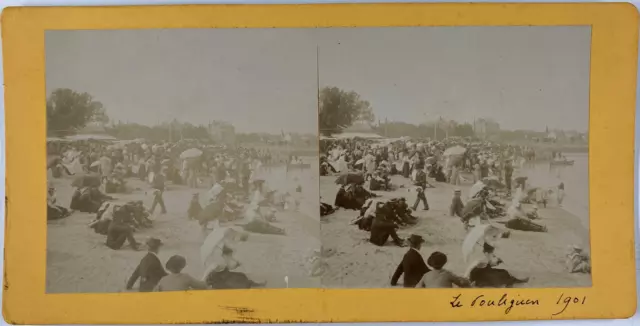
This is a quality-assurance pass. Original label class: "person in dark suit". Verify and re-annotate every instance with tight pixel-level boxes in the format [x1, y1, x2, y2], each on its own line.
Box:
[390, 234, 430, 287]
[126, 238, 167, 292]
[369, 202, 405, 247]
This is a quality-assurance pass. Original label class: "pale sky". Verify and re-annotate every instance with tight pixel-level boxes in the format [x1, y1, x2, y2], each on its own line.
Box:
[46, 26, 590, 134]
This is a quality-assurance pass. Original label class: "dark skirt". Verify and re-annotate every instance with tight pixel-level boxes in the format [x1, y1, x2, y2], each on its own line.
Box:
[206, 269, 261, 289]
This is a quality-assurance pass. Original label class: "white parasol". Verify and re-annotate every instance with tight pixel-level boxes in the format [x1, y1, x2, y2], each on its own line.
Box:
[443, 145, 467, 156]
[462, 224, 503, 263]
[180, 148, 203, 159]
[200, 226, 246, 269]
[469, 181, 487, 199]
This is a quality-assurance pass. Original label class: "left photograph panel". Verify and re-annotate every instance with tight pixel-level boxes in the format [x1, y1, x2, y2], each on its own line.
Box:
[45, 29, 321, 293]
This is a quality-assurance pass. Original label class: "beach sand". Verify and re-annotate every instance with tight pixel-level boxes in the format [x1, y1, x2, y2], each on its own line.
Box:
[319, 174, 591, 288]
[46, 167, 321, 293]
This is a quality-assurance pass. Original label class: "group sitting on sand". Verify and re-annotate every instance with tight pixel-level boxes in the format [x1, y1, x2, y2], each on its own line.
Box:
[319, 136, 590, 288]
[125, 237, 266, 292]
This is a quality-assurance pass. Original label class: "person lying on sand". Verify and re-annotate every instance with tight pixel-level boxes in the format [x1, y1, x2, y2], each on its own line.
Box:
[156, 255, 207, 292]
[500, 202, 547, 232]
[416, 251, 470, 288]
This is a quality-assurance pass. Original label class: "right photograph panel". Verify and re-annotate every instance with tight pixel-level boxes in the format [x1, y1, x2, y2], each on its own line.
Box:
[318, 26, 591, 288]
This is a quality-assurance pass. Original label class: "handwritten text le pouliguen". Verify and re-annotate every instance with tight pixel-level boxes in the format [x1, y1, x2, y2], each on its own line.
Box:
[450, 294, 539, 315]
[449, 293, 586, 316]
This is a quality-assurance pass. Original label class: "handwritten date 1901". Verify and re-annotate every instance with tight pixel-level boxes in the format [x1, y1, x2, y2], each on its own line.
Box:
[553, 293, 586, 316]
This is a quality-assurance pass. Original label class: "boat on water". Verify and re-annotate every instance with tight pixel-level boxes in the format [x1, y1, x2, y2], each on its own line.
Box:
[550, 160, 575, 166]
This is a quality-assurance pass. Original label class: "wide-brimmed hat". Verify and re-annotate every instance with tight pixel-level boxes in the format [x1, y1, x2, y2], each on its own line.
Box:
[408, 234, 425, 245]
[146, 237, 163, 249]
[427, 251, 448, 269]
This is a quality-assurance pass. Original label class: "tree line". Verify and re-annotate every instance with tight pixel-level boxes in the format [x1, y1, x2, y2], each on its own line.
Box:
[46, 88, 315, 144]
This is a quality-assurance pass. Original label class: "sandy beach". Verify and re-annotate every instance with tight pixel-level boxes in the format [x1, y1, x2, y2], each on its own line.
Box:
[319, 173, 591, 288]
[46, 164, 321, 293]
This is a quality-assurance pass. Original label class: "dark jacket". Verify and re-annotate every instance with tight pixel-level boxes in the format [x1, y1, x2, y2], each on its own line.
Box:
[391, 248, 430, 287]
[126, 252, 167, 292]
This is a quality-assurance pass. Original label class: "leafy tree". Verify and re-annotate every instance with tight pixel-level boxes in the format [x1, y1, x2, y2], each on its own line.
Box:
[319, 86, 375, 136]
[46, 88, 108, 136]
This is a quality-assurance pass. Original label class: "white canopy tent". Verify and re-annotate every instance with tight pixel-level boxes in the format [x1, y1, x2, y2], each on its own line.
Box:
[334, 132, 383, 139]
[66, 123, 117, 141]
[334, 120, 383, 139]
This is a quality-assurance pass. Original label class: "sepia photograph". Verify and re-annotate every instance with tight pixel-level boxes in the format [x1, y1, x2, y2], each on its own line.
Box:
[45, 29, 321, 293]
[317, 27, 591, 288]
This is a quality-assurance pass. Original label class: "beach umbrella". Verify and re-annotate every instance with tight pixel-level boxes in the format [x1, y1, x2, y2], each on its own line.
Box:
[200, 226, 247, 266]
[462, 224, 503, 263]
[334, 173, 365, 186]
[443, 145, 467, 156]
[71, 174, 101, 188]
[180, 148, 203, 159]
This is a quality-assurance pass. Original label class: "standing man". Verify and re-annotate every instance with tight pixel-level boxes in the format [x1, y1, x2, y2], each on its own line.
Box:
[390, 234, 430, 287]
[504, 158, 514, 197]
[150, 168, 167, 214]
[126, 238, 167, 292]
[412, 186, 429, 211]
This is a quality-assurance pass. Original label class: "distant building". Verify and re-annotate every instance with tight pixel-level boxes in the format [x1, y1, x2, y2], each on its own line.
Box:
[474, 118, 500, 139]
[208, 121, 236, 146]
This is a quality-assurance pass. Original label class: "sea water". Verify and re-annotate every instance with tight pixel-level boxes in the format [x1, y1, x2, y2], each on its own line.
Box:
[256, 156, 320, 222]
[517, 153, 589, 229]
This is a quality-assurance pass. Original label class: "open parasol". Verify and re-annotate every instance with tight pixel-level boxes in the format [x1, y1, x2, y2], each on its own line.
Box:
[462, 224, 503, 263]
[180, 148, 203, 159]
[335, 173, 365, 186]
[443, 145, 467, 156]
[200, 226, 247, 268]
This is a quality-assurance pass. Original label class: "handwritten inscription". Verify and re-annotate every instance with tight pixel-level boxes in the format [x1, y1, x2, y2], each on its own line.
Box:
[449, 293, 540, 315]
[449, 293, 587, 316]
[552, 293, 586, 316]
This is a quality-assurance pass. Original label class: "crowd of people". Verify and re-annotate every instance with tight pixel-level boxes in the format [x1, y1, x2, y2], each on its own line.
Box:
[320, 136, 590, 288]
[47, 137, 309, 291]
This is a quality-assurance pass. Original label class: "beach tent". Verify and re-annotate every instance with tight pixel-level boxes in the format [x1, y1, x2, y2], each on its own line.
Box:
[66, 123, 117, 141]
[334, 120, 383, 139]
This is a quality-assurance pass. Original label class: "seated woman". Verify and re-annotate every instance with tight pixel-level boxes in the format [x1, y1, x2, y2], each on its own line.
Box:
[104, 173, 127, 194]
[429, 165, 447, 182]
[320, 201, 335, 217]
[157, 255, 207, 292]
[368, 174, 388, 191]
[70, 186, 112, 213]
[47, 186, 71, 220]
[465, 243, 529, 288]
[205, 246, 266, 289]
